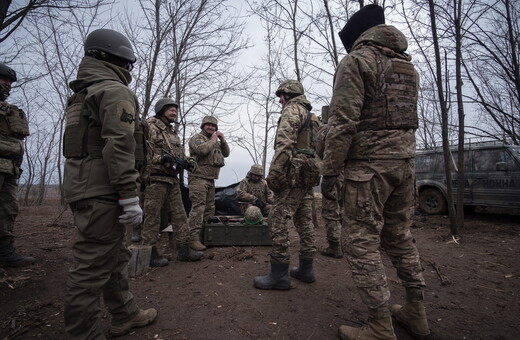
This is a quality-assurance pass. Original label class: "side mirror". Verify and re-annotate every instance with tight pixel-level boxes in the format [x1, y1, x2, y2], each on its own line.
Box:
[496, 162, 507, 171]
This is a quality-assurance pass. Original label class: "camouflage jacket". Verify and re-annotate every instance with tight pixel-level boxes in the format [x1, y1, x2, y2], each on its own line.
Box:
[236, 174, 274, 212]
[63, 56, 140, 202]
[322, 25, 419, 176]
[144, 116, 187, 184]
[188, 130, 230, 180]
[0, 101, 29, 175]
[269, 94, 313, 175]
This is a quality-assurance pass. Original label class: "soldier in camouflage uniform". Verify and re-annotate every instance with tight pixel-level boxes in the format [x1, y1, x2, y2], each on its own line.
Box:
[0, 63, 35, 276]
[63, 29, 156, 338]
[236, 164, 274, 218]
[141, 98, 203, 266]
[321, 5, 430, 339]
[187, 116, 230, 250]
[253, 80, 321, 290]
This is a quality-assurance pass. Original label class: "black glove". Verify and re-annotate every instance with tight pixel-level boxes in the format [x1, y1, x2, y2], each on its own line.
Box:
[161, 150, 175, 165]
[321, 175, 338, 201]
[253, 198, 265, 210]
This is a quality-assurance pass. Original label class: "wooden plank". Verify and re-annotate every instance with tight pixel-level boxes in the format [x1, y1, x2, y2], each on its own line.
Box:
[128, 245, 151, 277]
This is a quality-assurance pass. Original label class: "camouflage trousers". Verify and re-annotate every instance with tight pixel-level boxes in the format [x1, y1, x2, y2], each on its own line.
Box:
[142, 179, 190, 246]
[269, 187, 317, 262]
[187, 177, 215, 241]
[0, 173, 19, 246]
[321, 172, 344, 244]
[65, 197, 139, 339]
[342, 159, 425, 319]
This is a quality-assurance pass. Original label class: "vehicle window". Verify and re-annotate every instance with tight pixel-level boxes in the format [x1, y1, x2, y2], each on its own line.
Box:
[451, 151, 472, 171]
[473, 149, 517, 171]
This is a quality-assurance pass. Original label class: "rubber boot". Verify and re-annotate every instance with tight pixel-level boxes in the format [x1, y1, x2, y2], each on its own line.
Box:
[290, 255, 315, 283]
[320, 241, 343, 258]
[189, 240, 206, 251]
[177, 244, 203, 261]
[109, 308, 157, 337]
[338, 317, 396, 340]
[253, 259, 291, 290]
[149, 246, 168, 267]
[390, 288, 431, 339]
[131, 224, 141, 242]
[0, 237, 35, 267]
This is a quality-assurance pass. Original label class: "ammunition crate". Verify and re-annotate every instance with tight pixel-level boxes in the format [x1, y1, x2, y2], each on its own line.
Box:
[203, 218, 271, 246]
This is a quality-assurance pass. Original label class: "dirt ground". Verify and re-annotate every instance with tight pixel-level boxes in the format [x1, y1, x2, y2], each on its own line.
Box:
[1, 198, 519, 340]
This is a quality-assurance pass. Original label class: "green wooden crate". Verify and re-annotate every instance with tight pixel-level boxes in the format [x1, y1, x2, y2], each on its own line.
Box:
[204, 221, 272, 246]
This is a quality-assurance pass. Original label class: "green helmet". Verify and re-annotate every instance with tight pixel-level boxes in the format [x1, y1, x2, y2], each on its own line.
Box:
[249, 164, 264, 176]
[244, 206, 263, 225]
[275, 80, 304, 97]
[200, 116, 218, 130]
[84, 29, 136, 63]
[155, 98, 178, 116]
[0, 63, 17, 82]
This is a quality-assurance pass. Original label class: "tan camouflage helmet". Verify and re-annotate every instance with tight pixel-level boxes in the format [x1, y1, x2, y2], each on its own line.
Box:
[249, 164, 264, 177]
[244, 206, 263, 225]
[154, 98, 178, 116]
[275, 80, 305, 97]
[200, 116, 218, 130]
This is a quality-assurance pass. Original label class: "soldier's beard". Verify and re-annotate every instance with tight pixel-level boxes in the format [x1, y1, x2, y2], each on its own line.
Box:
[0, 83, 10, 101]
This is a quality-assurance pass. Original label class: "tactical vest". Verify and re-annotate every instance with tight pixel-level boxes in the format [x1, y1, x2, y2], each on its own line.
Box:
[357, 47, 418, 132]
[0, 102, 30, 142]
[63, 89, 146, 165]
[295, 111, 319, 157]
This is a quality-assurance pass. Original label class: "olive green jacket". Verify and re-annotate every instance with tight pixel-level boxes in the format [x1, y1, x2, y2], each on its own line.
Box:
[188, 131, 230, 180]
[63, 56, 140, 203]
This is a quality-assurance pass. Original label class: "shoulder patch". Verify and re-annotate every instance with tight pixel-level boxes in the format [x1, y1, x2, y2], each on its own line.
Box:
[117, 101, 136, 126]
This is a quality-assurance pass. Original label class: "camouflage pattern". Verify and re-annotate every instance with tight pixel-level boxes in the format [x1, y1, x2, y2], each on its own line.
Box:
[187, 176, 215, 241]
[236, 172, 274, 215]
[244, 206, 263, 224]
[268, 90, 317, 262]
[321, 172, 344, 244]
[141, 116, 191, 246]
[322, 24, 425, 318]
[0, 174, 18, 243]
[63, 55, 141, 338]
[275, 80, 305, 97]
[188, 130, 229, 180]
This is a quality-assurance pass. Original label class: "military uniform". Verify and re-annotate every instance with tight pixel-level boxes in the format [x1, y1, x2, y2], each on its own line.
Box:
[63, 55, 145, 339]
[323, 12, 429, 338]
[187, 122, 230, 244]
[236, 169, 273, 216]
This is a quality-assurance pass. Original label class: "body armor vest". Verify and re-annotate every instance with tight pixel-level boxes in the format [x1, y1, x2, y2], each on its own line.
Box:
[63, 89, 146, 164]
[357, 48, 418, 132]
[295, 111, 319, 157]
[0, 102, 30, 141]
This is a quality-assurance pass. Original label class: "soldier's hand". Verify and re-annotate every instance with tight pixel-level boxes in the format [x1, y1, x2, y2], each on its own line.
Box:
[118, 197, 143, 228]
[187, 158, 198, 172]
[321, 175, 338, 201]
[160, 150, 175, 165]
[215, 131, 225, 140]
[266, 171, 288, 193]
[253, 198, 265, 210]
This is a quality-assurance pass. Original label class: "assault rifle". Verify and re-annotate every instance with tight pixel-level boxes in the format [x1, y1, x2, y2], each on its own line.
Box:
[161, 149, 197, 172]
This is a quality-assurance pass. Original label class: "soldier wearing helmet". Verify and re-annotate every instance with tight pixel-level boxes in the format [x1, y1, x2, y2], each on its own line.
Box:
[236, 164, 274, 217]
[139, 98, 202, 265]
[254, 80, 320, 291]
[321, 5, 430, 339]
[62, 29, 156, 338]
[186, 116, 230, 251]
[0, 63, 35, 276]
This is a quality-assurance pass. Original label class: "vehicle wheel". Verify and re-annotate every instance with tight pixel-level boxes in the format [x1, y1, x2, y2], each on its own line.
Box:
[418, 188, 447, 214]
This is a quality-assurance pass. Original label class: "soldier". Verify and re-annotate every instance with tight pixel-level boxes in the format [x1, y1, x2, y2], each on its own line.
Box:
[321, 5, 431, 339]
[236, 164, 274, 218]
[0, 63, 35, 276]
[187, 116, 230, 250]
[63, 29, 156, 338]
[141, 98, 203, 266]
[253, 80, 321, 290]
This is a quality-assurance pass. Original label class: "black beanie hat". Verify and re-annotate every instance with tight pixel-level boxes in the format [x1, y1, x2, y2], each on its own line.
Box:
[338, 4, 385, 53]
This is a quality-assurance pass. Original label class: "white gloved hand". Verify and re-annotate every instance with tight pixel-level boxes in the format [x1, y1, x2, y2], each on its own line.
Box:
[118, 197, 143, 228]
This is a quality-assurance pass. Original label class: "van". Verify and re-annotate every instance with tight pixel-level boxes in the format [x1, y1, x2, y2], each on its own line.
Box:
[415, 142, 520, 214]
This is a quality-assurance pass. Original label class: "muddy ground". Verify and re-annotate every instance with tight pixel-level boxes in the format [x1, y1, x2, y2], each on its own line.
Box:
[1, 198, 519, 340]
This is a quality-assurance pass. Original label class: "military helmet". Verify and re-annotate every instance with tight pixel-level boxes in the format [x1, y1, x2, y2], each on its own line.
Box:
[244, 206, 263, 225]
[0, 63, 17, 82]
[200, 116, 218, 130]
[155, 98, 178, 116]
[249, 164, 264, 176]
[275, 80, 304, 97]
[84, 29, 136, 63]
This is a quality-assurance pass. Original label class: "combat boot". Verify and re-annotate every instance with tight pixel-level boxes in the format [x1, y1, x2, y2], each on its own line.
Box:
[177, 244, 203, 261]
[290, 255, 315, 283]
[0, 238, 35, 267]
[149, 246, 168, 267]
[390, 288, 431, 340]
[253, 258, 291, 290]
[338, 317, 396, 340]
[189, 240, 206, 251]
[320, 241, 343, 258]
[109, 308, 157, 337]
